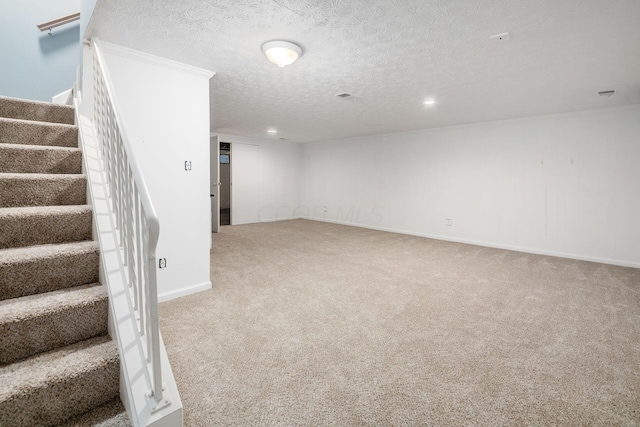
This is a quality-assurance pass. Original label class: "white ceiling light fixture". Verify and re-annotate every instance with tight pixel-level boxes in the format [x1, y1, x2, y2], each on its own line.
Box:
[423, 99, 437, 106]
[267, 129, 277, 133]
[262, 40, 302, 68]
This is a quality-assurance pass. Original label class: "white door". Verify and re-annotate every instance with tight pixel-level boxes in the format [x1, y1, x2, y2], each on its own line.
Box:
[232, 143, 261, 225]
[210, 136, 220, 233]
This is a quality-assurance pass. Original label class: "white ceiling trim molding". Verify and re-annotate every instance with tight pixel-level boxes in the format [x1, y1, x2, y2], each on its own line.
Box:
[304, 103, 640, 146]
[94, 38, 215, 79]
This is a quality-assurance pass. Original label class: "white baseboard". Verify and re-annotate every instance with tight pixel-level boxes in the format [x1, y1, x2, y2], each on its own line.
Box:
[158, 281, 212, 303]
[259, 216, 300, 223]
[300, 216, 640, 269]
[52, 88, 73, 105]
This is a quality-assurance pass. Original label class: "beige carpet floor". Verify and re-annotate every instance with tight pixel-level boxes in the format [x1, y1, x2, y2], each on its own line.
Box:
[159, 219, 640, 426]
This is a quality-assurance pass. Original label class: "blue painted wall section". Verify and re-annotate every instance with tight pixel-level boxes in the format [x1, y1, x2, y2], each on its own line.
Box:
[0, 0, 81, 101]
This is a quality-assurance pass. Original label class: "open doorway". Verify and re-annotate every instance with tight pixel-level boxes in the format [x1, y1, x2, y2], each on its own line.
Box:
[220, 141, 231, 225]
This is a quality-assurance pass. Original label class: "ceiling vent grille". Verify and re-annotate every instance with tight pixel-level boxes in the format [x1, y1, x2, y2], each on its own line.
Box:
[598, 90, 615, 97]
[336, 92, 353, 98]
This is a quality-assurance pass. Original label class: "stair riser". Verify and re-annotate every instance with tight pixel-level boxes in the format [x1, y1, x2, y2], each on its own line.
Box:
[0, 146, 82, 174]
[0, 209, 92, 249]
[0, 298, 108, 364]
[57, 399, 129, 426]
[0, 250, 99, 301]
[0, 120, 78, 147]
[0, 358, 119, 427]
[0, 176, 86, 207]
[0, 97, 75, 125]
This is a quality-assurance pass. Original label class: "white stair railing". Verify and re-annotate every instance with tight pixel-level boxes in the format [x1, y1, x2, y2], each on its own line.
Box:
[91, 39, 164, 408]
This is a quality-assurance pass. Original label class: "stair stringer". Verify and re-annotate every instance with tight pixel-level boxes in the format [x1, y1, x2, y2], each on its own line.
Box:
[75, 100, 183, 427]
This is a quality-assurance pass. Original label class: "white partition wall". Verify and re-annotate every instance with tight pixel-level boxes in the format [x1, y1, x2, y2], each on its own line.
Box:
[231, 143, 261, 225]
[301, 104, 640, 267]
[97, 41, 214, 301]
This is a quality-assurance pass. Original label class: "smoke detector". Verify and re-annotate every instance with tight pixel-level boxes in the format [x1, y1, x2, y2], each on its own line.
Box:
[490, 32, 511, 42]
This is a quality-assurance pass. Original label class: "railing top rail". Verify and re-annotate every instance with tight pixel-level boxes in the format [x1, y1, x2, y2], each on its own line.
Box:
[37, 12, 80, 32]
[92, 38, 160, 249]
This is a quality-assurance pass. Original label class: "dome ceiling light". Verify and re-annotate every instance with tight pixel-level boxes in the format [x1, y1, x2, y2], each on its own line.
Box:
[261, 40, 302, 68]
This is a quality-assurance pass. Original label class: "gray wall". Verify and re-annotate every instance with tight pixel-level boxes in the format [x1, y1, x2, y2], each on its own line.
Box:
[0, 0, 81, 101]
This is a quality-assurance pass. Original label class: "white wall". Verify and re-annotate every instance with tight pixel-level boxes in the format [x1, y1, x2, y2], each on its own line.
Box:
[231, 143, 261, 225]
[300, 104, 640, 267]
[215, 134, 302, 224]
[0, 0, 81, 101]
[98, 41, 214, 301]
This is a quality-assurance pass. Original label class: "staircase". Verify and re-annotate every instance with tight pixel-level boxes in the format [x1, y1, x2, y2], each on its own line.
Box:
[0, 96, 128, 426]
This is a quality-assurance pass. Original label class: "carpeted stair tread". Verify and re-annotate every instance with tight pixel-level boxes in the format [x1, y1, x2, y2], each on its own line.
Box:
[0, 335, 120, 427]
[0, 283, 108, 364]
[0, 143, 82, 174]
[0, 96, 126, 426]
[0, 205, 92, 249]
[0, 117, 78, 147]
[0, 241, 99, 301]
[58, 399, 131, 427]
[0, 95, 74, 125]
[0, 173, 86, 207]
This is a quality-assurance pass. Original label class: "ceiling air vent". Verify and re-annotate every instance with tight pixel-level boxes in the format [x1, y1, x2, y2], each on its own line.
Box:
[598, 90, 615, 97]
[336, 92, 359, 102]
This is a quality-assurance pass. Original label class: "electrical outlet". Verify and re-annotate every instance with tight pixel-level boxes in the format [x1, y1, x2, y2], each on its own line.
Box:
[323, 206, 328, 213]
[159, 258, 167, 268]
[185, 161, 192, 171]
[445, 219, 452, 226]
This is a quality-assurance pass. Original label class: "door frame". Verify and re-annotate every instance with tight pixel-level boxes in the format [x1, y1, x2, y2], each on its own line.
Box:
[210, 135, 220, 233]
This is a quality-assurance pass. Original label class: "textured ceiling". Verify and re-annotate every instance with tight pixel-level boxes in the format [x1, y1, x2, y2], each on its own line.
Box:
[87, 0, 640, 143]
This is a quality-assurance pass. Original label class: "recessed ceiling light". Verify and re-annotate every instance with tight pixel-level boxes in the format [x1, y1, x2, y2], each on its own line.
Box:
[267, 129, 277, 133]
[423, 99, 437, 106]
[261, 41, 302, 68]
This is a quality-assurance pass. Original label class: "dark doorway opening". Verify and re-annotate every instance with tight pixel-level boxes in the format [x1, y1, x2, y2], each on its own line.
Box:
[220, 141, 231, 226]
